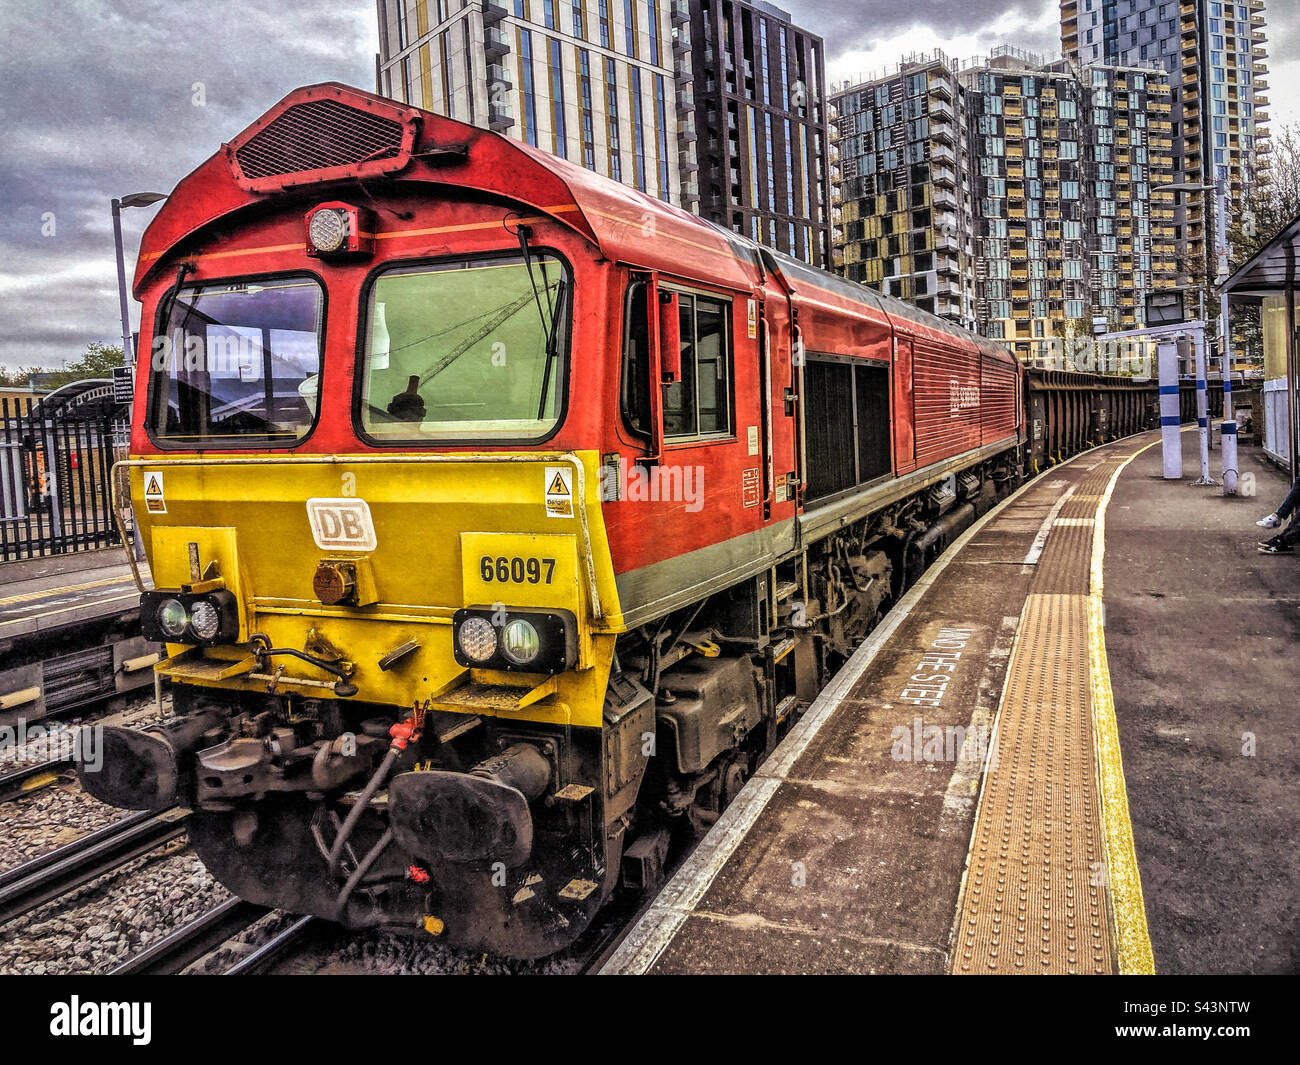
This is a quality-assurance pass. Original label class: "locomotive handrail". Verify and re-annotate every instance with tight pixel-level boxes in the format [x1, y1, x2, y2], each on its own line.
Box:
[110, 452, 605, 622]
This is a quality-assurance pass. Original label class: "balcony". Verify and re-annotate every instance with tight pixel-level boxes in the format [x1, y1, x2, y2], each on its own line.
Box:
[931, 165, 958, 188]
[481, 1, 508, 25]
[670, 0, 690, 23]
[488, 100, 513, 131]
[487, 62, 512, 91]
[484, 25, 510, 58]
[933, 188, 958, 212]
[930, 143, 956, 165]
[935, 255, 961, 277]
[931, 121, 955, 145]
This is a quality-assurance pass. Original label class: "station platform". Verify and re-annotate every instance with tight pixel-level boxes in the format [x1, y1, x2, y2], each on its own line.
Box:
[0, 548, 146, 649]
[602, 429, 1299, 975]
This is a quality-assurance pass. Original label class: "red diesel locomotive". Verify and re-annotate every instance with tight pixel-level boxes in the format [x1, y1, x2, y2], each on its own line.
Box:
[84, 83, 1029, 957]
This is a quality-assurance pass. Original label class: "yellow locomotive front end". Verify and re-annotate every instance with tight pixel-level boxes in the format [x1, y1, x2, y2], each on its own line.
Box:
[94, 450, 632, 957]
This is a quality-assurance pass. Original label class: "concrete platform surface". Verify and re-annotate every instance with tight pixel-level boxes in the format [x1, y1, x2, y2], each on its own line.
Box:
[1106, 434, 1300, 974]
[0, 547, 147, 646]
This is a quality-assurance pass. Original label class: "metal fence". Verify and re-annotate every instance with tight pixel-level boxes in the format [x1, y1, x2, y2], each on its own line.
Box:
[0, 381, 128, 562]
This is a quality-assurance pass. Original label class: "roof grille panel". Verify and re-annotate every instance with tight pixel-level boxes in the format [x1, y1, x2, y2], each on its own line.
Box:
[227, 94, 418, 192]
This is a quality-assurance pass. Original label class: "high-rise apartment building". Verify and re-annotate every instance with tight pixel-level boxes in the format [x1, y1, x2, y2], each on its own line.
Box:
[376, 0, 689, 205]
[831, 52, 978, 328]
[832, 48, 1179, 355]
[1060, 0, 1270, 285]
[962, 49, 1179, 348]
[683, 0, 833, 267]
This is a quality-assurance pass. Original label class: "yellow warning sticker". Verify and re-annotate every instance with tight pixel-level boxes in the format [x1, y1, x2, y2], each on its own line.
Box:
[143, 471, 165, 514]
[544, 465, 574, 519]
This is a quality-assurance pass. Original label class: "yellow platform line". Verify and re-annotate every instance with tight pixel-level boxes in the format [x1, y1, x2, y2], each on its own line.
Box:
[0, 574, 129, 607]
[1087, 439, 1161, 975]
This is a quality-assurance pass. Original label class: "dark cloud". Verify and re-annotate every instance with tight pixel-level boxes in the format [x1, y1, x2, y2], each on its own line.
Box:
[786, 0, 1059, 56]
[0, 0, 375, 370]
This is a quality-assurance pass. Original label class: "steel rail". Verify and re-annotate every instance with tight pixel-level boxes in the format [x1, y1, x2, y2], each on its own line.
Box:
[0, 808, 187, 925]
[222, 915, 319, 974]
[110, 897, 272, 975]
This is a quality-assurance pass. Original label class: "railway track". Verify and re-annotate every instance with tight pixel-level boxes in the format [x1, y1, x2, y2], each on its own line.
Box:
[109, 897, 275, 975]
[0, 756, 74, 803]
[222, 916, 320, 974]
[0, 807, 188, 926]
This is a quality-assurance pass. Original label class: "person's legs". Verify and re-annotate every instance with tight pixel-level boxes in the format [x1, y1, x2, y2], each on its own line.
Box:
[1276, 478, 1300, 521]
[1260, 511, 1300, 552]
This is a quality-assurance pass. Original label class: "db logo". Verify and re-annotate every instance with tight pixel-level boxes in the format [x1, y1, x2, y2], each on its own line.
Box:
[306, 498, 378, 551]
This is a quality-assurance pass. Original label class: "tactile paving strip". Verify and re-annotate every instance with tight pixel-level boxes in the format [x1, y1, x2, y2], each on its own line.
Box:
[951, 592, 1113, 973]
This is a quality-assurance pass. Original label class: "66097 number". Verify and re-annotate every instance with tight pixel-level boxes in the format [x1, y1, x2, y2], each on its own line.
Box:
[480, 555, 556, 584]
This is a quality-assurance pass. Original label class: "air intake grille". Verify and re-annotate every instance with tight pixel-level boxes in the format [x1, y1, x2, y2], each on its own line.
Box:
[234, 99, 406, 180]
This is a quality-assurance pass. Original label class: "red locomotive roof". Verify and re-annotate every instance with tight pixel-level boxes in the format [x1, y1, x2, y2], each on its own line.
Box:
[133, 82, 758, 296]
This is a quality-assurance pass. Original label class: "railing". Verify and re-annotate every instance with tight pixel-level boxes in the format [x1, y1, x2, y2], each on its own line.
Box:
[1, 393, 126, 562]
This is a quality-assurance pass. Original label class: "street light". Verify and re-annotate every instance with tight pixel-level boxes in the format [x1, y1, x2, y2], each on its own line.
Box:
[1154, 179, 1229, 489]
[110, 191, 165, 565]
[112, 192, 166, 371]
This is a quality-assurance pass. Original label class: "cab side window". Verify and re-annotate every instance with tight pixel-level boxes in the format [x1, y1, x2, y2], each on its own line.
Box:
[664, 293, 731, 440]
[621, 283, 651, 437]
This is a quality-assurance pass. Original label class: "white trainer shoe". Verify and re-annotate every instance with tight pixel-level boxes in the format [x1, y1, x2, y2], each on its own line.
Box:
[1257, 514, 1282, 528]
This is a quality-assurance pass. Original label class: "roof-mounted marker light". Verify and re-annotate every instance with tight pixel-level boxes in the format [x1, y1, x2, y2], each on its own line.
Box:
[305, 202, 374, 259]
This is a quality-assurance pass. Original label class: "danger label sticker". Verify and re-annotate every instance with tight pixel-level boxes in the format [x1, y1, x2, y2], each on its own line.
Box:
[545, 465, 574, 519]
[143, 471, 165, 514]
[306, 498, 378, 552]
[742, 468, 761, 508]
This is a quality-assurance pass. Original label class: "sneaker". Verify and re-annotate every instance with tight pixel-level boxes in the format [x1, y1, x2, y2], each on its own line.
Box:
[1257, 540, 1294, 554]
[1257, 514, 1282, 528]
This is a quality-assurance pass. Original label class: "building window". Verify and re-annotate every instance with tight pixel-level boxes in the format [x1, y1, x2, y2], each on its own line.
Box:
[549, 37, 568, 158]
[631, 66, 647, 191]
[605, 57, 621, 181]
[519, 30, 538, 147]
[654, 73, 669, 200]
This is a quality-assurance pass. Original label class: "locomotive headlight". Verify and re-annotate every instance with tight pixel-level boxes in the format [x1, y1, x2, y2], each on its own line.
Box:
[455, 615, 498, 663]
[188, 599, 221, 641]
[451, 608, 578, 674]
[156, 598, 188, 640]
[140, 589, 240, 647]
[500, 619, 540, 666]
[308, 207, 349, 253]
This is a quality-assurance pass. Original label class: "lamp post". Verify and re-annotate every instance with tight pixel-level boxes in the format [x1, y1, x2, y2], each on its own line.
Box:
[111, 192, 166, 564]
[112, 192, 166, 370]
[1155, 180, 1226, 487]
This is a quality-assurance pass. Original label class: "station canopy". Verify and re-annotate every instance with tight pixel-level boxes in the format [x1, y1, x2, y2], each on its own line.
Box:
[1221, 208, 1300, 300]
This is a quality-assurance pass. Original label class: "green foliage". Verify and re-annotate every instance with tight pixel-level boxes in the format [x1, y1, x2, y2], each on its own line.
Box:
[0, 342, 125, 391]
[0, 364, 46, 389]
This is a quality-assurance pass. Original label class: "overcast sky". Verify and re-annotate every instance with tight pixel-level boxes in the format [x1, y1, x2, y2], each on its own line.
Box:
[1, 0, 1295, 371]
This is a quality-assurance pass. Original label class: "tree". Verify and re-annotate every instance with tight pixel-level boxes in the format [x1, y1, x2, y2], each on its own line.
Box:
[1229, 123, 1300, 263]
[0, 364, 46, 389]
[41, 342, 125, 390]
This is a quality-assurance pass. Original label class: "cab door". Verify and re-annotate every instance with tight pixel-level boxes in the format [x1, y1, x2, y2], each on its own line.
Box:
[893, 335, 916, 476]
